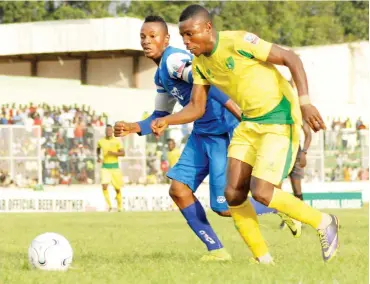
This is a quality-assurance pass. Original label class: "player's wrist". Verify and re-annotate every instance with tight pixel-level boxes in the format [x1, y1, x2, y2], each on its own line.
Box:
[299, 95, 311, 106]
[301, 148, 308, 154]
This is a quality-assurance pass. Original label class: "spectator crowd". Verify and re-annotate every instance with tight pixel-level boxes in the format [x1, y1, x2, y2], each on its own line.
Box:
[0, 104, 368, 187]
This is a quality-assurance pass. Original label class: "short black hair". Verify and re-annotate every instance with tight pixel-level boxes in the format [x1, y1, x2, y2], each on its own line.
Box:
[179, 4, 211, 22]
[144, 15, 168, 33]
[106, 124, 112, 128]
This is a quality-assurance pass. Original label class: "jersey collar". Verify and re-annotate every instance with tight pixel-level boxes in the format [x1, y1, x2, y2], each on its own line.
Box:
[210, 32, 219, 56]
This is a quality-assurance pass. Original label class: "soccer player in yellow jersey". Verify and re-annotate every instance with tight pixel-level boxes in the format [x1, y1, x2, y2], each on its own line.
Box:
[167, 139, 181, 168]
[152, 5, 339, 264]
[97, 125, 125, 212]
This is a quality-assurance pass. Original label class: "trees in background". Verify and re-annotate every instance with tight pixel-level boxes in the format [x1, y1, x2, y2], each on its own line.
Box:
[0, 1, 368, 46]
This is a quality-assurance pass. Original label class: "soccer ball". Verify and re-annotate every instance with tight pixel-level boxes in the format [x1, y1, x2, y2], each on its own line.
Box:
[28, 232, 73, 271]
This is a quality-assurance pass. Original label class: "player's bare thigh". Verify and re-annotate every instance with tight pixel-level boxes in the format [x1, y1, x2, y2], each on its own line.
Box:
[224, 158, 253, 206]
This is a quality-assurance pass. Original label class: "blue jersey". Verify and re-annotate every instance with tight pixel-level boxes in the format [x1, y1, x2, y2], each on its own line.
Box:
[138, 46, 238, 136]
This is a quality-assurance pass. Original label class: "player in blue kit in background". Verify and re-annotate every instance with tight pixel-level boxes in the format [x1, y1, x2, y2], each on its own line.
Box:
[114, 16, 296, 261]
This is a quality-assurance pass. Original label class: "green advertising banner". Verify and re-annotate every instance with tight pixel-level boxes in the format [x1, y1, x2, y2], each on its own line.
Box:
[302, 192, 362, 209]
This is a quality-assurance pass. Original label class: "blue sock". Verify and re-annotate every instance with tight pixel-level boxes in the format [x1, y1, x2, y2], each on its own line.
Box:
[180, 200, 223, 251]
[249, 196, 277, 215]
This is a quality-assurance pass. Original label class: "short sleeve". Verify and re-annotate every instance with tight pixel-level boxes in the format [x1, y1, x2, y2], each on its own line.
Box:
[166, 52, 192, 81]
[234, 31, 272, 62]
[192, 57, 210, 86]
[153, 70, 176, 113]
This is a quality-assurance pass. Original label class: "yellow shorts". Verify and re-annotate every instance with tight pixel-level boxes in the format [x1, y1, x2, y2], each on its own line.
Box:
[228, 121, 300, 185]
[101, 168, 123, 189]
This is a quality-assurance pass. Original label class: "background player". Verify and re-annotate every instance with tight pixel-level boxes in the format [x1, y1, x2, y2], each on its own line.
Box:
[114, 16, 288, 261]
[151, 5, 339, 264]
[167, 138, 181, 169]
[97, 125, 125, 212]
[281, 120, 312, 229]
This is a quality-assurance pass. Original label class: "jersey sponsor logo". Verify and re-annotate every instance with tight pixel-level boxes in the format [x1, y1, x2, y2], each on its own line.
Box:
[225, 56, 235, 70]
[199, 230, 216, 244]
[217, 196, 226, 203]
[244, 32, 259, 44]
[170, 87, 184, 100]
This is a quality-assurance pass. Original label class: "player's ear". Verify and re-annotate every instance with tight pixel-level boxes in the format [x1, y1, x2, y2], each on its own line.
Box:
[165, 33, 170, 46]
[206, 21, 212, 33]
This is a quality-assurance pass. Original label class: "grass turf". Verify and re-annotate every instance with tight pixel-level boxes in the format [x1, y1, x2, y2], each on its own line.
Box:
[0, 207, 368, 284]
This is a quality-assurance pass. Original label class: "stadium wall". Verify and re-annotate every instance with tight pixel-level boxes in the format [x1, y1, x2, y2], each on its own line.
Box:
[0, 56, 156, 89]
[0, 76, 155, 122]
[0, 181, 367, 212]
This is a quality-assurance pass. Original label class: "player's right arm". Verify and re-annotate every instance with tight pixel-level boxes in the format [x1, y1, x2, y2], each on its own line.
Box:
[96, 140, 101, 163]
[234, 31, 325, 132]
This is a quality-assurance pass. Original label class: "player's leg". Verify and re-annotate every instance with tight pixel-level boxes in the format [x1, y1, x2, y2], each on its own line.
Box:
[167, 133, 230, 261]
[224, 158, 273, 264]
[251, 125, 339, 262]
[111, 169, 124, 212]
[101, 169, 112, 211]
[205, 134, 231, 217]
[225, 123, 273, 264]
[206, 134, 275, 217]
[290, 176, 303, 200]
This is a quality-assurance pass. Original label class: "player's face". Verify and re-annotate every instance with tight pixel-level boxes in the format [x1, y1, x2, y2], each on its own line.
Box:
[168, 140, 175, 151]
[140, 22, 169, 61]
[106, 127, 113, 137]
[179, 18, 212, 57]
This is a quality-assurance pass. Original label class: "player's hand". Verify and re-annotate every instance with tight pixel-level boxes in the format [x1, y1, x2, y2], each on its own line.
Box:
[299, 152, 307, 168]
[97, 158, 101, 163]
[151, 118, 169, 138]
[114, 121, 131, 137]
[300, 104, 326, 132]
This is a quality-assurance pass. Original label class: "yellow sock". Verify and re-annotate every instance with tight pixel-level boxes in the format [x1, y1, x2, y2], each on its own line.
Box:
[103, 189, 112, 209]
[115, 189, 122, 210]
[268, 187, 323, 229]
[229, 199, 269, 258]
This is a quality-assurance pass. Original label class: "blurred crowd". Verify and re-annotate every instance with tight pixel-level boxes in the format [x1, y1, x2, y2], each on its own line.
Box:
[0, 103, 107, 186]
[0, 106, 369, 187]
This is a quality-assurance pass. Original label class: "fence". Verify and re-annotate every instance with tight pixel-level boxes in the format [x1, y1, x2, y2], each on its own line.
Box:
[0, 125, 368, 186]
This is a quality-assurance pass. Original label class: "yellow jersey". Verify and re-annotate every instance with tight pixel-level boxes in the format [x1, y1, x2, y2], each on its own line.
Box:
[97, 137, 122, 165]
[192, 31, 302, 126]
[167, 148, 181, 168]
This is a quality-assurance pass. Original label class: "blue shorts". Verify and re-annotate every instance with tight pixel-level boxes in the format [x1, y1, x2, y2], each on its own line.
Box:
[167, 132, 230, 212]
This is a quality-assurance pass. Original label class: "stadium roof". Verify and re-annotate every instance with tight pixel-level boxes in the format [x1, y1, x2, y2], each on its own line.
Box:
[0, 17, 186, 62]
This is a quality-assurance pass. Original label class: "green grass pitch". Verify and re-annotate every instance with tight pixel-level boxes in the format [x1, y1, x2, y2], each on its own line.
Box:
[0, 207, 368, 284]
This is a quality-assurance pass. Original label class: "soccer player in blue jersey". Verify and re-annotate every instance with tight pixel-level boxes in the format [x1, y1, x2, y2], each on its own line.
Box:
[114, 16, 297, 261]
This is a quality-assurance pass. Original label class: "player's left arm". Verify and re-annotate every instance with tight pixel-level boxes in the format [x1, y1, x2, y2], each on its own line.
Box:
[108, 141, 125, 157]
[265, 44, 325, 132]
[109, 148, 125, 157]
[238, 32, 325, 132]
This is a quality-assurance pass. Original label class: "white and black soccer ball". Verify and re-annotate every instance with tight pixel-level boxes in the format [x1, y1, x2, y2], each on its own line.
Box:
[28, 232, 73, 271]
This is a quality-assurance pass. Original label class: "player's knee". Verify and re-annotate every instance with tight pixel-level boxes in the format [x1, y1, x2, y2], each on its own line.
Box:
[225, 185, 247, 206]
[169, 183, 192, 200]
[213, 209, 231, 217]
[250, 187, 271, 206]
